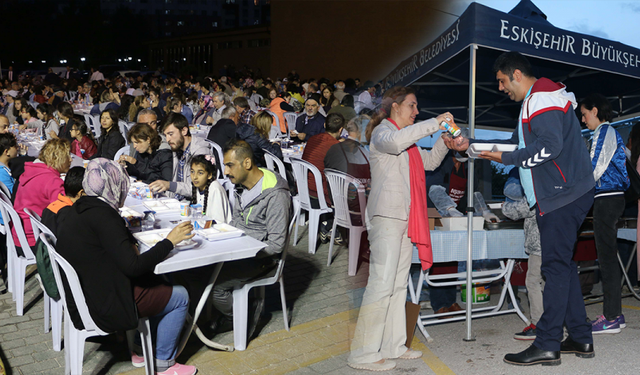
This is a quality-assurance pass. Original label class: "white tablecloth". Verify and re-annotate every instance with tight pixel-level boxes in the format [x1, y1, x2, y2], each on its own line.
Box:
[618, 228, 637, 242]
[123, 196, 266, 274]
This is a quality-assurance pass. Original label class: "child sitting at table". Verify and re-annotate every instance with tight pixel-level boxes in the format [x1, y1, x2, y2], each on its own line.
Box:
[41, 167, 85, 235]
[501, 168, 544, 340]
[189, 154, 231, 224]
[69, 119, 97, 160]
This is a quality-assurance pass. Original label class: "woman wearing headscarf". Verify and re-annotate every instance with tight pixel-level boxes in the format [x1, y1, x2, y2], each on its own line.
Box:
[56, 159, 197, 375]
[348, 87, 453, 371]
[194, 95, 213, 125]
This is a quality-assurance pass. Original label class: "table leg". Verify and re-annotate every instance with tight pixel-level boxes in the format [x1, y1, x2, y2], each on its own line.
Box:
[175, 262, 234, 356]
[618, 248, 640, 301]
[415, 259, 529, 332]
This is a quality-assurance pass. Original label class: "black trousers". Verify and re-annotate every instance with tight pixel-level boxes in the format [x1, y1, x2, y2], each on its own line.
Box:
[534, 188, 594, 351]
[593, 195, 626, 320]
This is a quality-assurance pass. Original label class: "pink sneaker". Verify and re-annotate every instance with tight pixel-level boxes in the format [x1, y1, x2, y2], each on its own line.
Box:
[131, 353, 145, 368]
[156, 363, 197, 375]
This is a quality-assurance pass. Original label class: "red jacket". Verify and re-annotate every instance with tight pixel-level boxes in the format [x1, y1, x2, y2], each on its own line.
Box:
[71, 135, 97, 160]
[301, 132, 339, 201]
[13, 162, 64, 246]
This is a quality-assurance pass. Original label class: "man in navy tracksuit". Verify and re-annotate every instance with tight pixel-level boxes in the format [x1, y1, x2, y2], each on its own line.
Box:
[447, 51, 596, 366]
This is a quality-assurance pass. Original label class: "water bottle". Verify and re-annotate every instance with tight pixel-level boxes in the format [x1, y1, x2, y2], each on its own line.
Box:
[190, 204, 203, 229]
[142, 211, 156, 231]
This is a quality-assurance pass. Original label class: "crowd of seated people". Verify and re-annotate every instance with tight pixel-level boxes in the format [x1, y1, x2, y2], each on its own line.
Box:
[0, 67, 385, 374]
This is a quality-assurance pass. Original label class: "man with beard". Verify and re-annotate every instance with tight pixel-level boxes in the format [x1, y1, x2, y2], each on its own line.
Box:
[292, 93, 325, 142]
[149, 112, 210, 199]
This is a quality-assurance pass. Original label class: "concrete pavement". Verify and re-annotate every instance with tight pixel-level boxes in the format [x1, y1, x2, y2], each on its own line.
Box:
[2, 225, 640, 374]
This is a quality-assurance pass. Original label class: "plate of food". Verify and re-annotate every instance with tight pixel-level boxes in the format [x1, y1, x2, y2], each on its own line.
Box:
[195, 223, 244, 241]
[134, 229, 199, 250]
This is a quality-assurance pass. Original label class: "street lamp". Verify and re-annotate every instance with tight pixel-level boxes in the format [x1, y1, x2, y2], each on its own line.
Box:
[80, 57, 86, 62]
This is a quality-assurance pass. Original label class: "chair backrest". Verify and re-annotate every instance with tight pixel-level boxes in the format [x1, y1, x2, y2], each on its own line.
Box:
[324, 169, 367, 228]
[23, 207, 55, 240]
[92, 115, 102, 138]
[289, 158, 330, 211]
[263, 149, 287, 180]
[204, 138, 225, 179]
[0, 180, 11, 199]
[118, 120, 130, 144]
[219, 178, 235, 214]
[283, 112, 298, 134]
[0, 189, 35, 260]
[39, 233, 108, 335]
[265, 110, 283, 138]
[114, 145, 130, 161]
[0, 182, 8, 235]
[272, 197, 299, 279]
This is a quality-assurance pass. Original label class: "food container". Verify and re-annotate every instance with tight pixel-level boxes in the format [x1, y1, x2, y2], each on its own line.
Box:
[435, 216, 485, 231]
[461, 283, 491, 304]
[466, 143, 517, 159]
[195, 223, 244, 241]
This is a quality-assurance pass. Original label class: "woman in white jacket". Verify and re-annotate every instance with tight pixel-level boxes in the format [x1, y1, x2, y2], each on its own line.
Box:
[348, 86, 453, 371]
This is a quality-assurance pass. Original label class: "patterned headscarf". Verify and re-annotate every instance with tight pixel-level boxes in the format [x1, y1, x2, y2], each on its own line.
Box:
[195, 95, 213, 119]
[83, 158, 131, 210]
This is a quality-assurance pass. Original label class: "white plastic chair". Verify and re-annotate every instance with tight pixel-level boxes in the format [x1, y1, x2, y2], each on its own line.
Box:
[283, 112, 298, 136]
[263, 149, 287, 180]
[204, 138, 225, 179]
[0, 182, 10, 294]
[24, 208, 63, 351]
[0, 190, 36, 316]
[324, 169, 368, 276]
[289, 158, 333, 254]
[266, 110, 284, 138]
[232, 198, 298, 351]
[92, 114, 102, 137]
[114, 145, 130, 161]
[118, 120, 130, 144]
[40, 233, 155, 375]
[84, 114, 101, 138]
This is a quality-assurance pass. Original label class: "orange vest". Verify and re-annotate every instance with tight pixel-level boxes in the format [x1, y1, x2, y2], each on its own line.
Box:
[269, 97, 288, 133]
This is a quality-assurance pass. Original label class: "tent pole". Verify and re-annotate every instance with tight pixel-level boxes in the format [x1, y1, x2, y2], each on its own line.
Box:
[464, 43, 478, 342]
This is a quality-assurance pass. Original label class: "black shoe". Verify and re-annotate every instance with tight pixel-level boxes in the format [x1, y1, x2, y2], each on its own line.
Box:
[210, 315, 234, 334]
[503, 344, 560, 366]
[560, 336, 595, 358]
[319, 231, 330, 244]
[247, 290, 265, 339]
[333, 231, 345, 246]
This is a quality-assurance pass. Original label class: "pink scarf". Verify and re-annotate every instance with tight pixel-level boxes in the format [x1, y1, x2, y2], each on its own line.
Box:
[389, 118, 433, 270]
